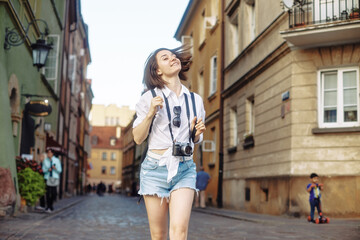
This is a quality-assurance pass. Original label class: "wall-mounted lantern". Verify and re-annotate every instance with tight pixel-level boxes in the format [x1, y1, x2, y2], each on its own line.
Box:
[4, 19, 52, 70]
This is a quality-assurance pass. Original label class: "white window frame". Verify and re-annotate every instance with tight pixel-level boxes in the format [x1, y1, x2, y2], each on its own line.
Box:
[209, 55, 217, 96]
[229, 12, 239, 60]
[110, 166, 116, 175]
[199, 9, 206, 45]
[230, 107, 238, 147]
[68, 54, 77, 94]
[317, 67, 359, 128]
[246, 96, 255, 134]
[198, 69, 204, 98]
[42, 35, 60, 91]
[111, 152, 116, 160]
[102, 152, 107, 160]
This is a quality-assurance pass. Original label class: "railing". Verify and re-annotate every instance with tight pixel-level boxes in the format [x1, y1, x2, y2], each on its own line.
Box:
[288, 0, 360, 28]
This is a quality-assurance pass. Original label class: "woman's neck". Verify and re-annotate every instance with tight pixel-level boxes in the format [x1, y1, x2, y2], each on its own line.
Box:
[164, 76, 182, 96]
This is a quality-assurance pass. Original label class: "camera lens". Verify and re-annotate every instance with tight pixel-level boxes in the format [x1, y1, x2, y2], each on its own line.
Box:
[181, 145, 192, 155]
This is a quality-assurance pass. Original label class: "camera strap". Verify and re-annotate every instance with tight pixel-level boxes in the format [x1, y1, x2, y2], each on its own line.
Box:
[183, 94, 192, 144]
[162, 92, 192, 143]
[49, 159, 53, 177]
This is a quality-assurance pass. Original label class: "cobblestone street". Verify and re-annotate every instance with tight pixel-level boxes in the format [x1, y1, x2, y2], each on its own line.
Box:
[1, 194, 359, 240]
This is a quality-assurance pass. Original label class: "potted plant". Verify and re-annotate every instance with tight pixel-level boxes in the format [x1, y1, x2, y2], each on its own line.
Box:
[17, 167, 46, 207]
[243, 132, 255, 149]
[350, 8, 359, 19]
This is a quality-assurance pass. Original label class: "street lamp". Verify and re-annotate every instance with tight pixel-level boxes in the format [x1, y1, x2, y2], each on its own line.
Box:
[4, 19, 52, 70]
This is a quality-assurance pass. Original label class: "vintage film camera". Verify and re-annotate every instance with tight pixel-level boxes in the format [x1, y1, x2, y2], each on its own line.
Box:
[172, 142, 192, 156]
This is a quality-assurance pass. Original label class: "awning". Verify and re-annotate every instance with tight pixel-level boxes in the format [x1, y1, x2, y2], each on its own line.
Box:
[46, 134, 65, 155]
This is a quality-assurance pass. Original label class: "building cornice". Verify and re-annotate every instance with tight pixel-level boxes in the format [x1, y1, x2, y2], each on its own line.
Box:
[174, 0, 200, 40]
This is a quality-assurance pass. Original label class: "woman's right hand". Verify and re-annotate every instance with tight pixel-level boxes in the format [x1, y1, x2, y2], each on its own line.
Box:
[148, 96, 163, 117]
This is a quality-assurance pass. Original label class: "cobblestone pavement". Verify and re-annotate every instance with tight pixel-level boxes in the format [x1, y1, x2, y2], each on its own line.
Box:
[0, 194, 359, 240]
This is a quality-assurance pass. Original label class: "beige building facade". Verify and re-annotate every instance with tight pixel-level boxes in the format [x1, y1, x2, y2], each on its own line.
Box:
[90, 104, 135, 128]
[87, 126, 123, 188]
[222, 0, 360, 217]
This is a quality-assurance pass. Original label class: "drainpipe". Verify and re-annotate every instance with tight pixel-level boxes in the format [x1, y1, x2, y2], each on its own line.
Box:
[217, 0, 225, 208]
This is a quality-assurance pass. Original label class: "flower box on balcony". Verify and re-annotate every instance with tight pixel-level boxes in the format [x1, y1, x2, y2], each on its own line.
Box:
[350, 8, 360, 19]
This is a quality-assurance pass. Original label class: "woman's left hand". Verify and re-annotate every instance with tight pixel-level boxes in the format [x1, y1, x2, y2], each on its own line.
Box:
[191, 117, 206, 138]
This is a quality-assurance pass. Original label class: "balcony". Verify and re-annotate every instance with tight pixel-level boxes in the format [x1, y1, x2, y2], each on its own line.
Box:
[280, 0, 360, 49]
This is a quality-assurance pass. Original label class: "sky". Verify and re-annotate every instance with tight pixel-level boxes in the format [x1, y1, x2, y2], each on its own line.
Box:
[80, 0, 190, 110]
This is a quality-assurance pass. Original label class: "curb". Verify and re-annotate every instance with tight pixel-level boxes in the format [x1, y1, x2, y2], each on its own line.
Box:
[192, 207, 271, 224]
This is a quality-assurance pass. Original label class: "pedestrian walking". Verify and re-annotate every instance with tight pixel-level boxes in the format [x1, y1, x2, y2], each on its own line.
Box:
[133, 46, 206, 240]
[42, 148, 62, 213]
[307, 173, 324, 223]
[194, 166, 210, 208]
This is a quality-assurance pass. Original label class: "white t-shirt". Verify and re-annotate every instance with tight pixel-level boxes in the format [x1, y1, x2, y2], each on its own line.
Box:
[133, 85, 205, 150]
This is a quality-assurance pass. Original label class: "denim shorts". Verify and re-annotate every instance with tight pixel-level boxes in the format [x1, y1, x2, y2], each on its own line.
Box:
[138, 151, 197, 201]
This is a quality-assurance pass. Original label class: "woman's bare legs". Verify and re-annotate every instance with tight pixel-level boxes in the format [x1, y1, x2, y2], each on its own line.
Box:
[144, 195, 169, 240]
[169, 188, 195, 240]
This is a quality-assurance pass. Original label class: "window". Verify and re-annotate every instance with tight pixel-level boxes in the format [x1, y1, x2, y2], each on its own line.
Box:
[318, 67, 359, 128]
[229, 12, 239, 61]
[247, 0, 256, 43]
[102, 152, 107, 160]
[43, 35, 60, 90]
[110, 167, 116, 175]
[110, 138, 116, 146]
[198, 69, 204, 98]
[209, 55, 217, 96]
[210, 128, 217, 163]
[181, 34, 193, 55]
[245, 96, 255, 134]
[101, 166, 106, 174]
[91, 136, 98, 145]
[230, 107, 238, 147]
[111, 152, 116, 160]
[261, 188, 269, 202]
[199, 9, 206, 45]
[245, 187, 251, 201]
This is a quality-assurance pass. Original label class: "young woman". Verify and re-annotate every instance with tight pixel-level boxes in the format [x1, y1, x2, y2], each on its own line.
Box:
[133, 46, 206, 240]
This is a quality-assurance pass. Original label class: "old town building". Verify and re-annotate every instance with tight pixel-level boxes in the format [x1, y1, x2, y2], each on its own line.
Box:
[87, 126, 123, 190]
[222, 0, 360, 216]
[57, 0, 92, 198]
[175, 0, 223, 207]
[0, 0, 92, 215]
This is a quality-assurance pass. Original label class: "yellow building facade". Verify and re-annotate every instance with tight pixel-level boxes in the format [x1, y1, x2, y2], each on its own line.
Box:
[87, 126, 123, 188]
[175, 0, 223, 207]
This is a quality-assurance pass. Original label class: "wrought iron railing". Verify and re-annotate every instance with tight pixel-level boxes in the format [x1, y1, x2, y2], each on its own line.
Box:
[288, 0, 360, 28]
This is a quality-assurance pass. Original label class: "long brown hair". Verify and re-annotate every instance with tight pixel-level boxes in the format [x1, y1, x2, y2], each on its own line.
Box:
[143, 45, 192, 89]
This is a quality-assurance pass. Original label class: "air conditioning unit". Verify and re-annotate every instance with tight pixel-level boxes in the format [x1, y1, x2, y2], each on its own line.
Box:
[204, 16, 218, 29]
[202, 140, 215, 152]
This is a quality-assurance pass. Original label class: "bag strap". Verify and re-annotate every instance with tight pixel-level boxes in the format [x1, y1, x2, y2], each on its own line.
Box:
[148, 89, 157, 134]
[49, 158, 53, 177]
[190, 92, 197, 142]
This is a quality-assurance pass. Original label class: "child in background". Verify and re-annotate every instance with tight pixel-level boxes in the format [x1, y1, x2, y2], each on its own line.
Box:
[307, 173, 324, 223]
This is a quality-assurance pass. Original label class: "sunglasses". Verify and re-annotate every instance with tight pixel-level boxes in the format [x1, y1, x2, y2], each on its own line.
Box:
[173, 106, 181, 127]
